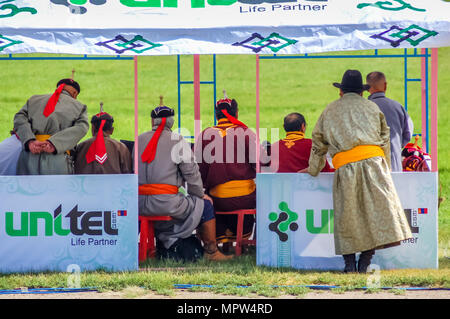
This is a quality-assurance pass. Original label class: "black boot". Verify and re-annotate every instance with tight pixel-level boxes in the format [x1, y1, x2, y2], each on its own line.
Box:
[358, 250, 375, 273]
[343, 254, 356, 273]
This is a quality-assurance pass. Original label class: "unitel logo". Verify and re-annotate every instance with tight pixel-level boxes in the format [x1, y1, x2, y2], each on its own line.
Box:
[4, 205, 121, 237]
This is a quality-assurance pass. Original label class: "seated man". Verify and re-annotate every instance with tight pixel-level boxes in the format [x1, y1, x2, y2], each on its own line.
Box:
[74, 110, 132, 174]
[13, 78, 89, 175]
[271, 112, 334, 173]
[195, 96, 259, 247]
[134, 102, 231, 261]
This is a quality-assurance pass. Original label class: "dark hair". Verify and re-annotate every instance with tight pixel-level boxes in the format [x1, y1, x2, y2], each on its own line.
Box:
[215, 99, 238, 120]
[57, 79, 81, 93]
[91, 113, 114, 133]
[283, 112, 306, 132]
[366, 71, 386, 87]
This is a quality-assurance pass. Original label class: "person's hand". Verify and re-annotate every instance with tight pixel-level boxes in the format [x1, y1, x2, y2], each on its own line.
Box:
[297, 168, 309, 173]
[28, 140, 45, 154]
[42, 141, 56, 154]
[203, 194, 213, 204]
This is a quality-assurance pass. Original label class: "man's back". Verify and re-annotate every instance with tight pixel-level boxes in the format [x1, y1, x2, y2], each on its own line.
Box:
[308, 92, 391, 175]
[15, 92, 87, 140]
[74, 135, 132, 174]
[316, 93, 389, 157]
[196, 119, 256, 192]
[368, 92, 413, 171]
[14, 90, 89, 175]
[273, 134, 333, 173]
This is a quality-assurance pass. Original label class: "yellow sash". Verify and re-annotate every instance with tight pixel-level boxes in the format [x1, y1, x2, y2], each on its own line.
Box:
[332, 145, 385, 170]
[35, 134, 70, 155]
[209, 179, 256, 199]
[35, 134, 51, 142]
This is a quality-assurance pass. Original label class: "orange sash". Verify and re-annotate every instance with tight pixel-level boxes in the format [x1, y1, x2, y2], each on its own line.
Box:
[138, 184, 179, 195]
[332, 145, 385, 170]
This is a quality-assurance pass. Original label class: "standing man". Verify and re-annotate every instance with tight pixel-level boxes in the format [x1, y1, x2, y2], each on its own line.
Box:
[271, 112, 334, 173]
[74, 109, 132, 174]
[304, 70, 412, 273]
[366, 71, 414, 171]
[135, 102, 231, 261]
[14, 78, 89, 175]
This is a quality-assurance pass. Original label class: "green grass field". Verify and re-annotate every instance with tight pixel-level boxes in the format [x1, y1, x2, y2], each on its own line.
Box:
[0, 48, 449, 295]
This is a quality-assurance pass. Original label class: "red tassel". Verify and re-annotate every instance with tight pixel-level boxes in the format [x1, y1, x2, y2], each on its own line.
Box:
[221, 109, 247, 128]
[86, 119, 108, 164]
[141, 117, 166, 164]
[43, 84, 66, 117]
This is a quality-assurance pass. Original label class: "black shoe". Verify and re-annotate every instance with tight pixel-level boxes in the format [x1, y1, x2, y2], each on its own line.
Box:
[343, 254, 356, 273]
[358, 250, 375, 273]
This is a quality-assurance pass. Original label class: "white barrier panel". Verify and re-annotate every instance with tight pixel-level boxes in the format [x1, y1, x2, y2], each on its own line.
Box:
[256, 172, 438, 270]
[0, 175, 138, 273]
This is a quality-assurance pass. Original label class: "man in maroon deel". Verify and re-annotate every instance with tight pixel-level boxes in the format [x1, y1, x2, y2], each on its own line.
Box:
[195, 96, 259, 247]
[271, 112, 334, 173]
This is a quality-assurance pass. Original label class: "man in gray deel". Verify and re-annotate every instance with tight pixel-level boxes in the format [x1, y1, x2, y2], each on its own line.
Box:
[366, 71, 414, 172]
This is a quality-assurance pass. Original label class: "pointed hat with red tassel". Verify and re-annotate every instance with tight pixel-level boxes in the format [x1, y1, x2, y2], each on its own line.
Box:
[215, 90, 247, 128]
[86, 102, 113, 165]
[141, 96, 175, 164]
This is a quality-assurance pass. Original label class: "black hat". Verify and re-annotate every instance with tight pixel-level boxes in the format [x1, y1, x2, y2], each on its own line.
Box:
[151, 106, 174, 118]
[333, 70, 370, 92]
[215, 90, 238, 117]
[91, 112, 114, 124]
[151, 96, 175, 118]
[57, 78, 81, 93]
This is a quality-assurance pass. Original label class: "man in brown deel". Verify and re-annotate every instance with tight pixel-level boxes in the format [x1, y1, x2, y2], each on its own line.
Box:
[74, 109, 132, 174]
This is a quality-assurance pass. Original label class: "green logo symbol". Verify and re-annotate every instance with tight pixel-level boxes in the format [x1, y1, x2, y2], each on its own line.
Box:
[268, 201, 299, 242]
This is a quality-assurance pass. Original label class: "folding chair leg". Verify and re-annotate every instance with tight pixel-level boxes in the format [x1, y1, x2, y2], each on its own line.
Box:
[235, 213, 244, 256]
[148, 221, 156, 258]
[139, 218, 149, 262]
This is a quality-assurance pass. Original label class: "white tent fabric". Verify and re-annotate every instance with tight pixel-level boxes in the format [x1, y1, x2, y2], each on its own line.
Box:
[0, 0, 449, 56]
